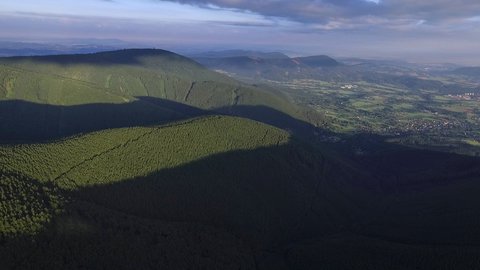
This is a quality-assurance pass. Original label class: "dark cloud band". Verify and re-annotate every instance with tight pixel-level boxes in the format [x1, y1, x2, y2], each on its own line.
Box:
[154, 0, 480, 24]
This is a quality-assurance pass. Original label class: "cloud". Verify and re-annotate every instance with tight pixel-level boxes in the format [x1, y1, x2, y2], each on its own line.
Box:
[152, 0, 480, 28]
[2, 0, 480, 64]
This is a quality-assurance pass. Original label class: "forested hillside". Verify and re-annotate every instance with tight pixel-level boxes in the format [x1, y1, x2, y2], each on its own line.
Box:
[0, 116, 362, 269]
[0, 49, 322, 142]
[2, 50, 480, 269]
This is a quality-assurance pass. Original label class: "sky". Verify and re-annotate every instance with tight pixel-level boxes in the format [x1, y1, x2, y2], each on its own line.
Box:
[1, 0, 480, 64]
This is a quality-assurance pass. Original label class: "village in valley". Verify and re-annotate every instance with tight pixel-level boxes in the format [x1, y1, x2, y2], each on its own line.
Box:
[263, 77, 480, 154]
[446, 92, 480, 101]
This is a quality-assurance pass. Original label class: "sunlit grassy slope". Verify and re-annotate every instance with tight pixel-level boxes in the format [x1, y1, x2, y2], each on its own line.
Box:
[0, 49, 303, 114]
[0, 49, 322, 142]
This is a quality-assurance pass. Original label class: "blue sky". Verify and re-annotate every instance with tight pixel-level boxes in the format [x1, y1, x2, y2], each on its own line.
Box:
[1, 0, 480, 64]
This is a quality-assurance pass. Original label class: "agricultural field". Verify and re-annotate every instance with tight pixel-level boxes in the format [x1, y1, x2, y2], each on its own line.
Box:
[266, 78, 480, 155]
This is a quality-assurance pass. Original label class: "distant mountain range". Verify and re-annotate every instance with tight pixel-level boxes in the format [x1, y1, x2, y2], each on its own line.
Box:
[189, 50, 291, 59]
[452, 66, 480, 78]
[192, 51, 342, 83]
[191, 50, 479, 94]
[0, 40, 134, 57]
[194, 53, 340, 69]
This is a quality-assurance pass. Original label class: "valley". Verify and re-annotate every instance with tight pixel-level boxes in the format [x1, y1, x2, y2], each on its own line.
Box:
[1, 49, 480, 269]
[197, 54, 480, 156]
[275, 79, 480, 155]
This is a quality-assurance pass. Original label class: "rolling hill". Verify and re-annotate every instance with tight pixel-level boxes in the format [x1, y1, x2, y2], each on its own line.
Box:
[0, 115, 363, 269]
[0, 49, 323, 141]
[194, 54, 341, 81]
[3, 113, 480, 269]
[0, 51, 349, 268]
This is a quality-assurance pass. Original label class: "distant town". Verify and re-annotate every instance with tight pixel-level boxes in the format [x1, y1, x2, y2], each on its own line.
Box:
[340, 84, 358, 90]
[446, 92, 479, 100]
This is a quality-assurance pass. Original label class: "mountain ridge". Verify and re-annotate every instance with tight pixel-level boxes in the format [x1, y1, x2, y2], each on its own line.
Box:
[0, 48, 325, 142]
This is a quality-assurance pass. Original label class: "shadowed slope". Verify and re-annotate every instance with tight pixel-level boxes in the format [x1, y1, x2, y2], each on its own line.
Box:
[2, 114, 480, 269]
[0, 99, 187, 142]
[0, 115, 356, 269]
[0, 97, 320, 143]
